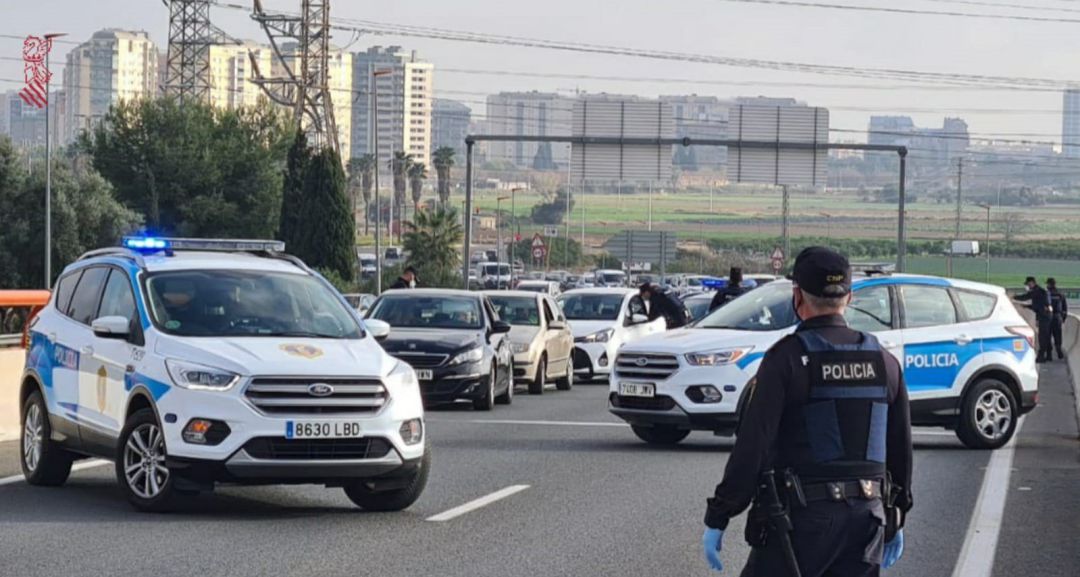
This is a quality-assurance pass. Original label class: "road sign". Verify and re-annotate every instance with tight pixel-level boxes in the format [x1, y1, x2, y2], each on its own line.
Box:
[603, 231, 677, 273]
[531, 234, 547, 260]
[571, 99, 673, 182]
[771, 246, 785, 273]
[531, 234, 545, 249]
[727, 105, 829, 187]
[543, 225, 559, 237]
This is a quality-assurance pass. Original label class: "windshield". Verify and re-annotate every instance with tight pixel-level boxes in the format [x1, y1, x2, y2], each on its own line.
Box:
[686, 297, 713, 321]
[518, 284, 546, 293]
[483, 264, 511, 276]
[369, 294, 482, 329]
[696, 281, 797, 331]
[360, 258, 375, 267]
[558, 293, 624, 321]
[487, 295, 540, 326]
[599, 272, 625, 284]
[145, 270, 362, 338]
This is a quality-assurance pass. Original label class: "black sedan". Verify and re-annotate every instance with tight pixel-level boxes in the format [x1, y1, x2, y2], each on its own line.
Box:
[367, 289, 514, 410]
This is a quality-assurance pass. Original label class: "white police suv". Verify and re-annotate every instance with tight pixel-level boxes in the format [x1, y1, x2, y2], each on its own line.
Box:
[610, 274, 1038, 449]
[19, 237, 428, 511]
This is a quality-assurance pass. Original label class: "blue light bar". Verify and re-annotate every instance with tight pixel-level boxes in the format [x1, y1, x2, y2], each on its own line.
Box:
[121, 237, 285, 253]
[123, 237, 169, 250]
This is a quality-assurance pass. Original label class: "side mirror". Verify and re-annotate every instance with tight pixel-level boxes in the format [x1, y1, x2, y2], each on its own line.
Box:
[366, 319, 391, 341]
[491, 320, 512, 334]
[630, 313, 649, 325]
[92, 316, 131, 340]
[548, 320, 566, 331]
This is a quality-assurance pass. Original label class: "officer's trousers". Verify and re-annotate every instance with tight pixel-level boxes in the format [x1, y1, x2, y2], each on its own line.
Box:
[1037, 317, 1053, 361]
[1050, 316, 1064, 359]
[740, 499, 884, 577]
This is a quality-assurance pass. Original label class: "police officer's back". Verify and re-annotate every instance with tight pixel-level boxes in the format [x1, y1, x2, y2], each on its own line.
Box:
[701, 247, 913, 577]
[710, 267, 748, 313]
[640, 283, 689, 329]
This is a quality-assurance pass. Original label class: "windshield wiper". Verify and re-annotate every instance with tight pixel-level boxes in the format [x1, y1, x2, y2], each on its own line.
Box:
[257, 330, 346, 339]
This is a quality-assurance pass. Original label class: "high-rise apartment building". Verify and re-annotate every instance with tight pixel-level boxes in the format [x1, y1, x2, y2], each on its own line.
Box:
[350, 46, 433, 167]
[275, 43, 353, 157]
[3, 92, 47, 149]
[484, 91, 573, 169]
[62, 29, 159, 144]
[432, 98, 471, 159]
[868, 115, 968, 167]
[207, 41, 274, 111]
[1063, 89, 1080, 158]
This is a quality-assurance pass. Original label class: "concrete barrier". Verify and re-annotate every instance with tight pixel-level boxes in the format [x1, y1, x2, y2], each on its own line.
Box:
[1064, 314, 1080, 436]
[0, 348, 23, 442]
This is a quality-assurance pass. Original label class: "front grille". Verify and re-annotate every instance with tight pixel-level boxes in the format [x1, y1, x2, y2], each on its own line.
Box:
[392, 352, 449, 368]
[610, 393, 677, 411]
[245, 377, 387, 415]
[242, 437, 392, 460]
[614, 352, 680, 381]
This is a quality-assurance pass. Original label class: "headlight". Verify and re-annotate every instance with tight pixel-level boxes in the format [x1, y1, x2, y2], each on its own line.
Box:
[580, 328, 615, 343]
[385, 360, 419, 388]
[511, 342, 532, 354]
[165, 360, 240, 391]
[684, 347, 753, 367]
[448, 346, 485, 366]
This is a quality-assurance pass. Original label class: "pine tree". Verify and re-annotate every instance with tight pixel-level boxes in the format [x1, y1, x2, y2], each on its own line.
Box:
[296, 147, 355, 282]
[280, 132, 310, 243]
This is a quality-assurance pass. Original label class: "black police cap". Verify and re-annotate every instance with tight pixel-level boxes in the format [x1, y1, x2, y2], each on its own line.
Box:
[792, 246, 851, 298]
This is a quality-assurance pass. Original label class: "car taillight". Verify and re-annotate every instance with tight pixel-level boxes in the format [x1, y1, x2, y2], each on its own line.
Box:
[1007, 325, 1036, 350]
[21, 305, 43, 349]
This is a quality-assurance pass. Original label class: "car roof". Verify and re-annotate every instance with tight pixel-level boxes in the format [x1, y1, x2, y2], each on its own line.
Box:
[517, 280, 554, 286]
[381, 288, 480, 298]
[484, 290, 545, 298]
[75, 251, 309, 275]
[560, 287, 635, 296]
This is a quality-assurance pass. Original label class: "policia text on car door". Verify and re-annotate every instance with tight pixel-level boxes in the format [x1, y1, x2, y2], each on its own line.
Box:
[700, 247, 914, 577]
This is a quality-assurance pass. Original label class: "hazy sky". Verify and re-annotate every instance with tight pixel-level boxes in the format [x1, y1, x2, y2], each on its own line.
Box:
[4, 0, 1078, 147]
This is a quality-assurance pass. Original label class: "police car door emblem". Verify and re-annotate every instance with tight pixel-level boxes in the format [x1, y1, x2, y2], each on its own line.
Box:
[307, 383, 334, 397]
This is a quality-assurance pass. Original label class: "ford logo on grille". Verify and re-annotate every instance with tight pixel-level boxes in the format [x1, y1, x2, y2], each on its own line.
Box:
[308, 383, 334, 397]
[635, 357, 649, 367]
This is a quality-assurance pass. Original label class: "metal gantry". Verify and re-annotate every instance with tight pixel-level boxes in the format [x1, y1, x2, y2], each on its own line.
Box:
[163, 0, 212, 102]
[250, 0, 338, 152]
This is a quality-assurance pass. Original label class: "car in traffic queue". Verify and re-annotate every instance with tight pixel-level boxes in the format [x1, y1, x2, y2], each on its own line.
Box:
[515, 280, 562, 297]
[478, 261, 513, 290]
[609, 274, 1039, 449]
[485, 291, 574, 394]
[556, 288, 667, 382]
[19, 237, 428, 512]
[367, 289, 515, 410]
[593, 269, 629, 288]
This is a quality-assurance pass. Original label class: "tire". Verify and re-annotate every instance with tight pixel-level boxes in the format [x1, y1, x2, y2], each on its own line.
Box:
[631, 425, 690, 446]
[956, 378, 1018, 450]
[529, 356, 546, 395]
[472, 364, 496, 411]
[20, 390, 74, 486]
[116, 408, 183, 512]
[556, 360, 574, 391]
[344, 444, 431, 512]
[495, 363, 514, 405]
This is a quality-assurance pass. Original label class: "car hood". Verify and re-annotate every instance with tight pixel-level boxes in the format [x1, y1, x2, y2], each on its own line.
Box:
[508, 326, 541, 344]
[569, 320, 618, 338]
[378, 327, 484, 355]
[154, 335, 397, 378]
[619, 327, 791, 354]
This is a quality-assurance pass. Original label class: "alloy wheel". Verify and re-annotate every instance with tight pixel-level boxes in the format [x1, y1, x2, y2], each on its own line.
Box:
[123, 423, 169, 499]
[973, 389, 1012, 442]
[22, 403, 43, 472]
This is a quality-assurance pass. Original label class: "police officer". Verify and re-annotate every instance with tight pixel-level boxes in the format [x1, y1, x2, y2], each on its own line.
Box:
[1047, 278, 1067, 361]
[701, 247, 913, 576]
[390, 266, 419, 290]
[710, 267, 749, 313]
[639, 282, 690, 329]
[1015, 276, 1053, 362]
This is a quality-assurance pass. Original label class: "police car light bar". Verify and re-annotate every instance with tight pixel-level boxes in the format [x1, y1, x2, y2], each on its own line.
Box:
[122, 237, 286, 253]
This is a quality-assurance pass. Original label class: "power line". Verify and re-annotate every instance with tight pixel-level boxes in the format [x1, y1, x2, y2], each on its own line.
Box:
[717, 0, 1080, 24]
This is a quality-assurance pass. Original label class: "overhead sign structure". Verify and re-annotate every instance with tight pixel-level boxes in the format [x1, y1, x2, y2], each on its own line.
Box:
[727, 105, 829, 187]
[543, 225, 560, 237]
[604, 231, 677, 273]
[571, 99, 673, 182]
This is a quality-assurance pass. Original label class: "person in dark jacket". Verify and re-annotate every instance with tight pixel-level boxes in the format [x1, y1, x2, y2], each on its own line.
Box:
[1047, 278, 1067, 360]
[709, 267, 748, 313]
[390, 266, 418, 290]
[701, 247, 912, 575]
[1015, 276, 1053, 362]
[639, 283, 689, 329]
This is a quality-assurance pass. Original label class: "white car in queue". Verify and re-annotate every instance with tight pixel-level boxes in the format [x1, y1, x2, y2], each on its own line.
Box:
[19, 237, 427, 512]
[610, 274, 1038, 449]
[556, 288, 666, 381]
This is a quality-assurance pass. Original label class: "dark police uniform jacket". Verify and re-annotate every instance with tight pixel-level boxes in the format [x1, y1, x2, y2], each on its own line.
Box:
[389, 277, 412, 290]
[709, 285, 747, 313]
[647, 289, 690, 329]
[705, 314, 914, 531]
[1016, 286, 1052, 321]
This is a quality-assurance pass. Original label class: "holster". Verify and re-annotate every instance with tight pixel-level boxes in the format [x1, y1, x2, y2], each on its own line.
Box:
[883, 474, 904, 542]
[744, 502, 770, 548]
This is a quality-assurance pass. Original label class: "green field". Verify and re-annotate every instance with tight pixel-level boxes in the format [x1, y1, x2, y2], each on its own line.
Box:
[905, 256, 1080, 289]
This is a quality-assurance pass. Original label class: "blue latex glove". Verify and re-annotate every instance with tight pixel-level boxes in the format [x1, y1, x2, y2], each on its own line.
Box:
[883, 529, 905, 569]
[702, 528, 725, 572]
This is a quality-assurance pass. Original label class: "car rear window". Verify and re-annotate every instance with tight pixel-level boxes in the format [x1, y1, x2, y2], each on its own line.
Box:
[955, 290, 997, 321]
[66, 267, 109, 325]
[52, 270, 81, 315]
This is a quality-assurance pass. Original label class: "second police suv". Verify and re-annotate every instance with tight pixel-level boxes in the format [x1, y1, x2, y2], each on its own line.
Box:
[610, 273, 1038, 449]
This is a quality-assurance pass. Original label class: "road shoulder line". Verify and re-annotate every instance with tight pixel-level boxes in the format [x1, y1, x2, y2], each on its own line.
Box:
[0, 458, 110, 487]
[426, 484, 531, 522]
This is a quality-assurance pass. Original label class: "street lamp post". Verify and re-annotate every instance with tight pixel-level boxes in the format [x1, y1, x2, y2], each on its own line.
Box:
[372, 68, 393, 295]
[821, 212, 833, 241]
[978, 203, 992, 282]
[43, 32, 66, 287]
[510, 187, 522, 271]
[496, 195, 510, 280]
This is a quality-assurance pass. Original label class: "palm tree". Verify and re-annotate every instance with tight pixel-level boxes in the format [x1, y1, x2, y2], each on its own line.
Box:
[408, 162, 428, 216]
[403, 205, 463, 285]
[432, 146, 456, 206]
[391, 151, 413, 241]
[347, 154, 376, 235]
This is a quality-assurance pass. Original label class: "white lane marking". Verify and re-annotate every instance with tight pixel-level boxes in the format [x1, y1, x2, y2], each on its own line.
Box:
[913, 429, 956, 437]
[426, 484, 531, 522]
[431, 418, 628, 428]
[950, 418, 1025, 577]
[0, 458, 110, 487]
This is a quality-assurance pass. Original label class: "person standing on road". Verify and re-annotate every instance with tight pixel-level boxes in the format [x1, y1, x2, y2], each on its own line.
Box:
[1047, 278, 1067, 361]
[639, 283, 690, 329]
[390, 266, 419, 290]
[1015, 276, 1053, 363]
[701, 247, 913, 576]
[709, 267, 748, 313]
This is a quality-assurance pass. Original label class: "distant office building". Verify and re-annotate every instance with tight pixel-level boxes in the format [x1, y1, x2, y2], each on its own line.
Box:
[276, 43, 353, 158]
[484, 91, 573, 169]
[351, 46, 433, 167]
[0, 91, 10, 136]
[867, 116, 916, 148]
[661, 94, 728, 170]
[62, 29, 159, 144]
[734, 96, 804, 108]
[4, 92, 47, 149]
[432, 98, 471, 158]
[1063, 89, 1080, 158]
[868, 115, 968, 167]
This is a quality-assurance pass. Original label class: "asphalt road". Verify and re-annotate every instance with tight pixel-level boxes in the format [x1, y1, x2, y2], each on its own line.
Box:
[0, 364, 1076, 577]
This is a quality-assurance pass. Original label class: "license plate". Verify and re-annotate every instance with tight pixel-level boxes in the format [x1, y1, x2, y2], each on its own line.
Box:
[619, 382, 655, 397]
[286, 421, 363, 439]
[416, 369, 433, 381]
